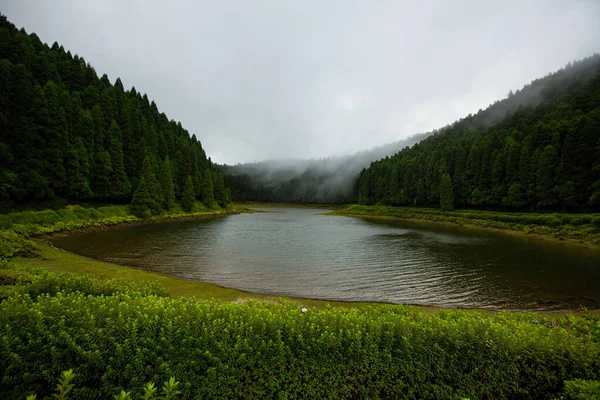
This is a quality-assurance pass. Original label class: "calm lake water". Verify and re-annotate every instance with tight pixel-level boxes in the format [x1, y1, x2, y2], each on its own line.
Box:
[51, 207, 600, 311]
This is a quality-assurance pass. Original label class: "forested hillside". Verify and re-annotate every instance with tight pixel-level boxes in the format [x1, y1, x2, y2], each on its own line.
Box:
[356, 55, 600, 211]
[0, 15, 230, 212]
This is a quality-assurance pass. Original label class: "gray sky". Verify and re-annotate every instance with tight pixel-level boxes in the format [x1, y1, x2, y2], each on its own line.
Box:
[3, 1, 600, 164]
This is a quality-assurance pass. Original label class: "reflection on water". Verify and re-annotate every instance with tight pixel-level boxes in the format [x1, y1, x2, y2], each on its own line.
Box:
[51, 208, 600, 310]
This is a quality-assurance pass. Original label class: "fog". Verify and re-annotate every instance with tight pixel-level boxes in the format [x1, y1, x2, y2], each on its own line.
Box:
[3, 1, 600, 164]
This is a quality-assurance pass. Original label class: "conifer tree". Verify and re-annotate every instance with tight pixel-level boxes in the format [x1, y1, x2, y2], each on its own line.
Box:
[130, 177, 151, 218]
[213, 171, 228, 207]
[181, 175, 195, 212]
[202, 170, 215, 206]
[159, 156, 176, 210]
[107, 120, 131, 199]
[440, 173, 454, 211]
[141, 155, 163, 214]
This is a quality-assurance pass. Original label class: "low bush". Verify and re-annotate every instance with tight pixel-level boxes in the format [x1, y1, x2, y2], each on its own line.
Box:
[1, 289, 598, 399]
[563, 379, 600, 399]
[0, 231, 39, 258]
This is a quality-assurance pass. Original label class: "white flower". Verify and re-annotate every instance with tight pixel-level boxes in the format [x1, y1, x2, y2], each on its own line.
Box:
[301, 308, 308, 313]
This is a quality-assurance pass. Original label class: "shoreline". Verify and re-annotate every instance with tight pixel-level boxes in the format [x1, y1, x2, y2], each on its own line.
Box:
[332, 206, 600, 250]
[23, 236, 596, 316]
[7, 203, 599, 315]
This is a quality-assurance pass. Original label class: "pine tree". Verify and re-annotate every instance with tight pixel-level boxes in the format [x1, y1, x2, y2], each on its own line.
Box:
[440, 173, 454, 211]
[141, 155, 162, 214]
[202, 170, 215, 206]
[107, 120, 131, 199]
[159, 156, 176, 210]
[130, 177, 151, 218]
[213, 171, 228, 207]
[181, 175, 195, 212]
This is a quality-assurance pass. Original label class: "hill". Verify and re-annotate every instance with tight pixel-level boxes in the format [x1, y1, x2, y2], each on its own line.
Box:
[0, 14, 229, 213]
[355, 55, 600, 211]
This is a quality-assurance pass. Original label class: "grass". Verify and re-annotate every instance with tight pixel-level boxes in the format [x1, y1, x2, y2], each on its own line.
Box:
[334, 204, 600, 248]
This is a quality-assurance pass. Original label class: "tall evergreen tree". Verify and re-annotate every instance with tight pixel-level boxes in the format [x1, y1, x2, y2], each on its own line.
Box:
[213, 171, 228, 207]
[107, 120, 131, 199]
[181, 175, 195, 212]
[202, 170, 215, 206]
[141, 155, 163, 214]
[159, 156, 176, 210]
[130, 177, 151, 218]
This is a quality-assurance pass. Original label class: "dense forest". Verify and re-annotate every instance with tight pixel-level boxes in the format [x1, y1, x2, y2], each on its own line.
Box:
[0, 15, 230, 213]
[356, 55, 600, 211]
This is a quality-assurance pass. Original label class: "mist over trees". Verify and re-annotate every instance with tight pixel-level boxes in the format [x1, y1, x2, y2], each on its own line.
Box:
[221, 133, 431, 204]
[0, 15, 229, 212]
[355, 55, 600, 211]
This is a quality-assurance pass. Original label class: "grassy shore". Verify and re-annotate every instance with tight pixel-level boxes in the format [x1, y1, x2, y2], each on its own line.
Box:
[334, 204, 600, 248]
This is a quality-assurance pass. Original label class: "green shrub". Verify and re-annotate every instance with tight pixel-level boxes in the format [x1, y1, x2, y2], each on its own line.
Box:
[0, 214, 12, 229]
[0, 268, 34, 286]
[12, 270, 170, 300]
[71, 206, 93, 220]
[88, 208, 104, 219]
[97, 205, 130, 217]
[563, 379, 600, 399]
[0, 231, 39, 258]
[56, 209, 79, 222]
[36, 210, 61, 224]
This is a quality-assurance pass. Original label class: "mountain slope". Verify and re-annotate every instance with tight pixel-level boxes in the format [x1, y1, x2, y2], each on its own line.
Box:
[0, 14, 229, 211]
[355, 55, 600, 211]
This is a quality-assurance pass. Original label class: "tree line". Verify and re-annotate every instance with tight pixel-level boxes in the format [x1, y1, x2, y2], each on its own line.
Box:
[355, 55, 600, 211]
[0, 15, 230, 214]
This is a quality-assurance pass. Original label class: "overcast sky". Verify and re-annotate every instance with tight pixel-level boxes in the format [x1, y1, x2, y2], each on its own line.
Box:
[3, 1, 600, 164]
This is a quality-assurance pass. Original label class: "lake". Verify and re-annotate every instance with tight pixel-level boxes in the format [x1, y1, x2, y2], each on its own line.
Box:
[51, 207, 600, 311]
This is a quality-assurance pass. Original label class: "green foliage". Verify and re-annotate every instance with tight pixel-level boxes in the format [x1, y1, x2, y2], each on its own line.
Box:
[0, 231, 38, 258]
[180, 176, 195, 213]
[142, 382, 157, 400]
[113, 390, 132, 400]
[161, 377, 181, 399]
[52, 369, 75, 400]
[563, 379, 600, 400]
[130, 177, 152, 218]
[1, 288, 598, 399]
